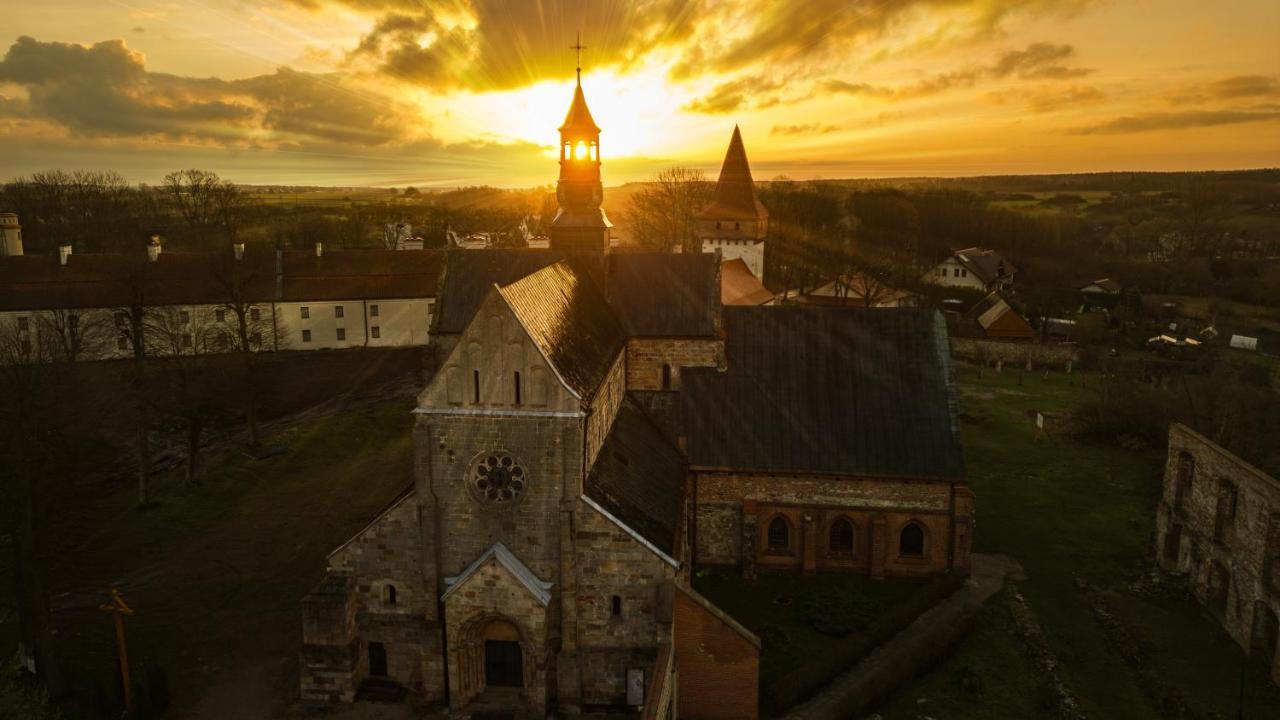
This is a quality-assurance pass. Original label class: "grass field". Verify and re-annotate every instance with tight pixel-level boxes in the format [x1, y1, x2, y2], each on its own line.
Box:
[879, 363, 1280, 719]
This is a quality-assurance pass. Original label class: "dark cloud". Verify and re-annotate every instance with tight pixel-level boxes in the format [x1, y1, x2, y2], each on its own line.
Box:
[770, 123, 839, 136]
[1068, 109, 1280, 135]
[989, 83, 1104, 112]
[0, 36, 415, 147]
[989, 42, 1091, 79]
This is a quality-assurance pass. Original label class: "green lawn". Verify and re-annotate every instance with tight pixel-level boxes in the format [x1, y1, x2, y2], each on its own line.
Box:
[880, 363, 1280, 719]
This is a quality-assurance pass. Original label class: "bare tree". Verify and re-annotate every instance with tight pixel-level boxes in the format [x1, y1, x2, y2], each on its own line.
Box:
[623, 167, 712, 252]
[164, 169, 245, 247]
[34, 308, 110, 363]
[146, 306, 217, 484]
[0, 320, 67, 696]
[109, 253, 156, 506]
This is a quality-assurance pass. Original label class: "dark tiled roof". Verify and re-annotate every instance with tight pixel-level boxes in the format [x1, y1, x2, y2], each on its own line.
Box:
[0, 248, 444, 310]
[953, 247, 1016, 286]
[698, 126, 769, 221]
[627, 390, 684, 445]
[499, 261, 625, 400]
[606, 252, 720, 337]
[431, 249, 560, 334]
[585, 398, 684, 556]
[682, 306, 964, 479]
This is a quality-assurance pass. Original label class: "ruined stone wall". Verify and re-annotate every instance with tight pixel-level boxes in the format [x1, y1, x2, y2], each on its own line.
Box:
[694, 472, 968, 578]
[1154, 423, 1280, 684]
[625, 338, 724, 391]
[950, 336, 1078, 368]
[300, 572, 361, 704]
[673, 585, 759, 720]
[573, 501, 678, 704]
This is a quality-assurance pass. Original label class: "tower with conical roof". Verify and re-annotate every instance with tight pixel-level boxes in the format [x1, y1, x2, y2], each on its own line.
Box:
[549, 37, 612, 261]
[697, 126, 768, 279]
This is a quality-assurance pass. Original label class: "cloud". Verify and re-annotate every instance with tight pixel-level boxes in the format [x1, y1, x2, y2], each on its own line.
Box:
[1068, 109, 1280, 135]
[822, 41, 1090, 103]
[0, 36, 417, 147]
[990, 83, 1105, 112]
[347, 0, 709, 92]
[1207, 75, 1278, 99]
[771, 123, 839, 136]
[683, 75, 783, 114]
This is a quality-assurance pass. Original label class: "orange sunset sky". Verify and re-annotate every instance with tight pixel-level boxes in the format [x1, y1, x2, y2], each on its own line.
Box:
[2, 0, 1278, 187]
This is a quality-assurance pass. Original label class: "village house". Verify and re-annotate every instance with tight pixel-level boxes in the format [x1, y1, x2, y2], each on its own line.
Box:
[924, 247, 1016, 292]
[299, 70, 972, 716]
[1155, 423, 1280, 685]
[964, 292, 1035, 341]
[1078, 277, 1123, 311]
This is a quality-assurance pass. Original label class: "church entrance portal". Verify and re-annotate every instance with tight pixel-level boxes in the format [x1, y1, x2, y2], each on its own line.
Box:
[484, 640, 523, 687]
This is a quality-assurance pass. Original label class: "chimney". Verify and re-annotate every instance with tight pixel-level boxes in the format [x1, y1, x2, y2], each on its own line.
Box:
[314, 241, 323, 258]
[233, 242, 245, 260]
[148, 235, 162, 262]
[58, 244, 72, 266]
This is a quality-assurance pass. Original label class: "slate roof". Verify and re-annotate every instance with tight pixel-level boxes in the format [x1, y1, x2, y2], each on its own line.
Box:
[585, 397, 684, 557]
[0, 248, 444, 311]
[606, 252, 720, 337]
[430, 249, 560, 334]
[498, 261, 625, 400]
[698, 126, 769, 221]
[720, 259, 774, 306]
[682, 306, 964, 479]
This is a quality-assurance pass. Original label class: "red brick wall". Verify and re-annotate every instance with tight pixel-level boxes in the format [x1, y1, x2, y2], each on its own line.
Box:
[674, 586, 759, 720]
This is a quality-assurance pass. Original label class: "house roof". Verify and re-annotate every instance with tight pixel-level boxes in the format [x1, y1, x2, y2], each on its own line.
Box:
[720, 258, 774, 306]
[953, 247, 1016, 286]
[606, 252, 720, 337]
[441, 542, 553, 606]
[0, 248, 444, 311]
[431, 249, 560, 334]
[697, 126, 769, 222]
[584, 397, 684, 557]
[682, 306, 964, 479]
[498, 261, 625, 400]
[1080, 277, 1122, 294]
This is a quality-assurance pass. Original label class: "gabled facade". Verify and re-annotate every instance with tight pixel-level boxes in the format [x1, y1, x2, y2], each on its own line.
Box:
[924, 247, 1016, 292]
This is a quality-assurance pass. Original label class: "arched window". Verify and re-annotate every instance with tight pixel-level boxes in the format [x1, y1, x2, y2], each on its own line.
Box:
[661, 363, 672, 390]
[899, 522, 926, 558]
[513, 371, 522, 405]
[383, 584, 397, 606]
[611, 595, 622, 617]
[766, 516, 791, 553]
[829, 518, 855, 555]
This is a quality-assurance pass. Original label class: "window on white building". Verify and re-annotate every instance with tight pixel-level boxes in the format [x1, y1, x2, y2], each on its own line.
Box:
[336, 328, 346, 341]
[371, 326, 380, 339]
[302, 329, 312, 343]
[300, 306, 309, 319]
[370, 304, 380, 317]
[335, 305, 345, 319]
[215, 308, 226, 323]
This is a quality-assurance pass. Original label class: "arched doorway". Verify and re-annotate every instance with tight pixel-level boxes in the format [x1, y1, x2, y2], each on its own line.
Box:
[482, 619, 524, 689]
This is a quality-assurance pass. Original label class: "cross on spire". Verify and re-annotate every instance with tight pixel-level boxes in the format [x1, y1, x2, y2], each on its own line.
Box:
[571, 32, 586, 84]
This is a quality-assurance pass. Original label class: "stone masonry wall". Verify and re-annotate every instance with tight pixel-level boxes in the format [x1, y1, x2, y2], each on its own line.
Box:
[574, 500, 678, 704]
[625, 338, 724, 391]
[585, 353, 626, 471]
[1155, 423, 1280, 684]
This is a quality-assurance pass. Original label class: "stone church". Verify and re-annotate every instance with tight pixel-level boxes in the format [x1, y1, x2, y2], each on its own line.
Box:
[299, 71, 973, 717]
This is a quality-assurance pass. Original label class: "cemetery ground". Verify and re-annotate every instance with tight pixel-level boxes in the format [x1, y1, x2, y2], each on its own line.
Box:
[4, 354, 1280, 718]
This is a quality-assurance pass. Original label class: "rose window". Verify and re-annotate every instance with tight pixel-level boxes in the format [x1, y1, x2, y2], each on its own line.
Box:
[469, 452, 527, 505]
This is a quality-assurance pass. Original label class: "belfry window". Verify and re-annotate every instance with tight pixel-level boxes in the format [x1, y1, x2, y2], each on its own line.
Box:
[574, 141, 588, 160]
[766, 516, 791, 554]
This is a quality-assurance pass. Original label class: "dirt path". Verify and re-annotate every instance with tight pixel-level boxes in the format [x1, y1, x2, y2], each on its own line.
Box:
[785, 554, 1024, 720]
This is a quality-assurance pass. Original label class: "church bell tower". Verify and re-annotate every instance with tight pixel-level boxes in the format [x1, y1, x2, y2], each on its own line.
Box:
[549, 37, 612, 259]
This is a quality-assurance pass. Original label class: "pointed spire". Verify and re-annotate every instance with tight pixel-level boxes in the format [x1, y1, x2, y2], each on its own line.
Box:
[560, 80, 600, 133]
[700, 125, 768, 220]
